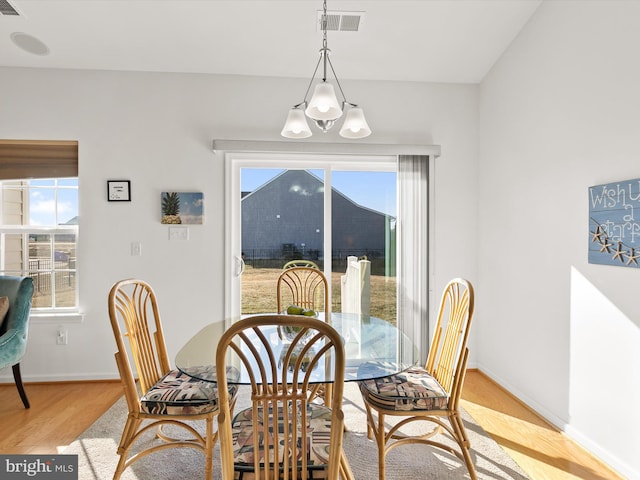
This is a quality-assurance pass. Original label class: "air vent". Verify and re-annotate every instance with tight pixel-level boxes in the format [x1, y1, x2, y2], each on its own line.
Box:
[317, 10, 364, 32]
[0, 0, 20, 16]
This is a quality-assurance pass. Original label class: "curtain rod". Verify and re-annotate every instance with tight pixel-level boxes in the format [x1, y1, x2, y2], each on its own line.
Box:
[212, 140, 441, 158]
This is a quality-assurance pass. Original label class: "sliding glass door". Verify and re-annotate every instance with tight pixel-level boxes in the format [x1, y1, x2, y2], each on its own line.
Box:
[225, 153, 397, 324]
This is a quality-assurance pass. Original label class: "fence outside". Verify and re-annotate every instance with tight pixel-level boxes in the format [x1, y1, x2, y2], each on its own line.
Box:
[28, 257, 76, 296]
[242, 248, 388, 275]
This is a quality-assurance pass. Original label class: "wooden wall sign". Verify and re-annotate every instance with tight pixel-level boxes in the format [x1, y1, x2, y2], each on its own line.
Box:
[589, 178, 640, 268]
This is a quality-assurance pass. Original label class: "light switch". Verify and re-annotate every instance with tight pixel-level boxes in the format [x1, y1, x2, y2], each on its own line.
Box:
[169, 226, 189, 240]
[131, 241, 142, 256]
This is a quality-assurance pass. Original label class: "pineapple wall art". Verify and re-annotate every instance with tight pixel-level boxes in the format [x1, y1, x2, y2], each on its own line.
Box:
[161, 192, 204, 224]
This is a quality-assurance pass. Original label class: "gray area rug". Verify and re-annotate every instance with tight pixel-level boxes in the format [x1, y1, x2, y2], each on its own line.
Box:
[64, 382, 529, 479]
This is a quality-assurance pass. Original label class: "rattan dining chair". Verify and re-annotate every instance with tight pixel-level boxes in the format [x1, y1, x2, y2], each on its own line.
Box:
[282, 259, 320, 270]
[276, 266, 328, 317]
[215, 314, 354, 480]
[358, 278, 476, 480]
[108, 278, 238, 480]
[277, 266, 330, 404]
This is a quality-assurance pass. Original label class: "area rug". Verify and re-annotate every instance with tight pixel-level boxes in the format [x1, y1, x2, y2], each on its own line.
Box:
[64, 382, 529, 479]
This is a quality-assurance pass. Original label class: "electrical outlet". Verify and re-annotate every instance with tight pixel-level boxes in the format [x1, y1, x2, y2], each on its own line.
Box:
[56, 327, 68, 345]
[169, 226, 189, 240]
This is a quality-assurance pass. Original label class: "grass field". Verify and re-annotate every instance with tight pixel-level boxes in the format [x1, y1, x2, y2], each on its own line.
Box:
[241, 266, 397, 322]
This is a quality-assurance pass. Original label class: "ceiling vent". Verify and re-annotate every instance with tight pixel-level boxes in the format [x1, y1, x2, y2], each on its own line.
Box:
[0, 0, 20, 16]
[317, 11, 364, 32]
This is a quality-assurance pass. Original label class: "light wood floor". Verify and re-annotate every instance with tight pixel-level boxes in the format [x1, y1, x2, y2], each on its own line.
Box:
[460, 371, 623, 480]
[0, 370, 624, 479]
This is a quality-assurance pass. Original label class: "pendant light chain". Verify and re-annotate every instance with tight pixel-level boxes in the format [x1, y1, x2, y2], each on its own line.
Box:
[321, 0, 328, 82]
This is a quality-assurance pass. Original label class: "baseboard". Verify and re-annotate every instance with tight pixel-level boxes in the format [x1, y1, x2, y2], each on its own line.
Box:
[475, 365, 635, 480]
[475, 364, 567, 429]
[564, 424, 637, 480]
[0, 373, 119, 384]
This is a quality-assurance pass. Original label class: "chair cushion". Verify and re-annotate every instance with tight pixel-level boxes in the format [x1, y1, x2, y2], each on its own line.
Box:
[358, 367, 449, 412]
[231, 403, 332, 472]
[0, 296, 9, 330]
[141, 367, 238, 415]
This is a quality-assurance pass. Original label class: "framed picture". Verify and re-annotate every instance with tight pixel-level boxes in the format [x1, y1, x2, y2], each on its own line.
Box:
[107, 180, 131, 202]
[588, 177, 640, 268]
[161, 191, 204, 224]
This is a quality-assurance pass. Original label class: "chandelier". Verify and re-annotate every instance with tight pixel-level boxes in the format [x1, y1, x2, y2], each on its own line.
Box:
[281, 0, 372, 139]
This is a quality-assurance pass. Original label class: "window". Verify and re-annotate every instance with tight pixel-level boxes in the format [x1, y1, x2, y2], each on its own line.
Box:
[0, 139, 79, 316]
[0, 178, 78, 311]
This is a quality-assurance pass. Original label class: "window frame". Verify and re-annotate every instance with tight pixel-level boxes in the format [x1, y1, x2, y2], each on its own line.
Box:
[225, 152, 397, 322]
[0, 178, 81, 321]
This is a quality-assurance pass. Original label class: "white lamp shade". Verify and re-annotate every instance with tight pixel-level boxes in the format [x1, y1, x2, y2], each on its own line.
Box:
[339, 107, 372, 138]
[305, 82, 343, 121]
[281, 108, 312, 138]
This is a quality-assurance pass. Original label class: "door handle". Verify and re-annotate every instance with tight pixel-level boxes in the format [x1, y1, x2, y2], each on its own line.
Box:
[234, 255, 245, 277]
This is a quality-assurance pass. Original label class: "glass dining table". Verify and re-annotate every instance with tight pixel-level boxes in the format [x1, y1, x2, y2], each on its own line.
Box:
[175, 312, 419, 384]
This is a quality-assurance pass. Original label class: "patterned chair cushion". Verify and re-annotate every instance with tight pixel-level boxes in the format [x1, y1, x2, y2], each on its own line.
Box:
[141, 367, 238, 415]
[358, 367, 449, 412]
[231, 402, 332, 476]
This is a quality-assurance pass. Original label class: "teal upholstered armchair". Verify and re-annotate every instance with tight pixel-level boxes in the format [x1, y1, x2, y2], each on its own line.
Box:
[0, 276, 35, 409]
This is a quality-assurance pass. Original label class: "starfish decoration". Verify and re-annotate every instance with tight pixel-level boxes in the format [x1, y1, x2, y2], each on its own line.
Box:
[612, 242, 627, 263]
[599, 237, 612, 253]
[627, 248, 640, 266]
[591, 225, 605, 243]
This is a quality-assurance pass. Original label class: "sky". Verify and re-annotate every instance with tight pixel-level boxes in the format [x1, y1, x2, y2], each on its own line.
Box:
[241, 168, 397, 216]
[28, 179, 78, 226]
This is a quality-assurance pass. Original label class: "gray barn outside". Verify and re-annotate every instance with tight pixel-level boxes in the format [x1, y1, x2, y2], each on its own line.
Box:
[241, 170, 395, 275]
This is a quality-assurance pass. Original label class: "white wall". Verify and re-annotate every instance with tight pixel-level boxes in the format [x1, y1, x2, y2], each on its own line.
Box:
[478, 1, 640, 478]
[0, 67, 478, 381]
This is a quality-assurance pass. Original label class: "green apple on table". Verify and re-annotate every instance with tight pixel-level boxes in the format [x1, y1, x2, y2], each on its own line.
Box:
[286, 304, 317, 316]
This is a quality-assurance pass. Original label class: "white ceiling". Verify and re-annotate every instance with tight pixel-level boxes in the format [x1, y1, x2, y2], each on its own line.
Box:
[0, 0, 542, 84]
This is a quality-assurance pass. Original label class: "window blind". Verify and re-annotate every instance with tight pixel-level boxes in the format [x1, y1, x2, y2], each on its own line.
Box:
[0, 140, 78, 180]
[397, 154, 430, 363]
